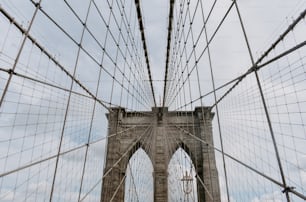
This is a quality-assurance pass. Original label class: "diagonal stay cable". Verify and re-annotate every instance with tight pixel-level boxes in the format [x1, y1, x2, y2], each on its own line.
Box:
[79, 124, 154, 201]
[165, 123, 215, 201]
[174, 125, 306, 201]
[109, 175, 127, 202]
[166, 0, 218, 106]
[174, 38, 306, 111]
[0, 6, 110, 112]
[234, 2, 291, 200]
[0, 67, 111, 106]
[29, 0, 150, 109]
[196, 174, 214, 201]
[134, 0, 156, 107]
[0, 136, 103, 179]
[211, 8, 306, 109]
[102, 125, 153, 178]
[167, 1, 235, 107]
[126, 161, 140, 202]
[0, 0, 41, 108]
[0, 125, 137, 179]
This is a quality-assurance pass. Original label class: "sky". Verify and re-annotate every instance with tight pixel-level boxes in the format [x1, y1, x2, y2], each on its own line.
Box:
[0, 0, 306, 202]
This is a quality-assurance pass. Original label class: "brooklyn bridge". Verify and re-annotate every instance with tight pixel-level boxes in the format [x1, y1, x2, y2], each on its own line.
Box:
[0, 0, 305, 201]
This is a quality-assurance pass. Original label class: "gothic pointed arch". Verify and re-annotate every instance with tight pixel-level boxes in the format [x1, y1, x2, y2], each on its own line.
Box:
[101, 107, 221, 202]
[125, 148, 154, 202]
[168, 147, 198, 201]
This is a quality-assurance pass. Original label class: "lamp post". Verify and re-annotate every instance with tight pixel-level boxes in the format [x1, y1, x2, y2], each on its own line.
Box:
[181, 170, 193, 200]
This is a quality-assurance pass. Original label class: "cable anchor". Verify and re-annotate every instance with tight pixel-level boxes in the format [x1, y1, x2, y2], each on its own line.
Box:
[282, 186, 295, 194]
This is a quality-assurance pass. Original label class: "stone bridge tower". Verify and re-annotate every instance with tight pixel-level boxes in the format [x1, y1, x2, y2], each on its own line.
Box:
[101, 107, 221, 202]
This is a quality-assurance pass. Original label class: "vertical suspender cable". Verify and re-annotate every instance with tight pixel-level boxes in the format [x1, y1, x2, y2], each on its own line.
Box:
[234, 2, 291, 201]
[0, 0, 42, 107]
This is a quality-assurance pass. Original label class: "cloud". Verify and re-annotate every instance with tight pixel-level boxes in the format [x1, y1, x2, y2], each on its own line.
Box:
[1, 0, 306, 201]
[251, 191, 283, 202]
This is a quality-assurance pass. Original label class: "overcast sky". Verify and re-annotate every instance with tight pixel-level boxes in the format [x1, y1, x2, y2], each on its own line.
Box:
[0, 0, 305, 202]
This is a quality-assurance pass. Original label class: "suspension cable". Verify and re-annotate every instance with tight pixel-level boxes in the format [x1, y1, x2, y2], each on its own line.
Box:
[175, 126, 306, 200]
[162, 0, 175, 107]
[134, 0, 156, 107]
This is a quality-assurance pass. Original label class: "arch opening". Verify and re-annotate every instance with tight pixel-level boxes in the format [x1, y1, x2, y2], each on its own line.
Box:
[124, 148, 154, 202]
[168, 148, 198, 202]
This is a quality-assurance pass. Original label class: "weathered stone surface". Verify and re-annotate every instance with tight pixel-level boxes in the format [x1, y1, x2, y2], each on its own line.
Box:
[101, 107, 220, 202]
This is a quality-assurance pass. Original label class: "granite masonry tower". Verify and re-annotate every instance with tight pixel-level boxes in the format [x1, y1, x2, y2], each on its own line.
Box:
[101, 107, 221, 202]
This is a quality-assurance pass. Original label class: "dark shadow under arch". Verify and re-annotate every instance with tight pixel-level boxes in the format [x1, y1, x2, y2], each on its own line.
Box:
[127, 140, 154, 167]
[170, 141, 198, 169]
